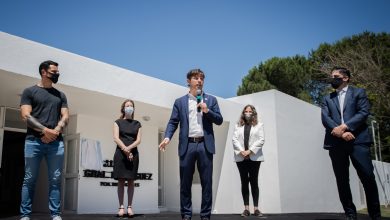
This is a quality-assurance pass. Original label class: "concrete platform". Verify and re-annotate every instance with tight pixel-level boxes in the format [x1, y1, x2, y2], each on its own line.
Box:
[1, 212, 389, 220]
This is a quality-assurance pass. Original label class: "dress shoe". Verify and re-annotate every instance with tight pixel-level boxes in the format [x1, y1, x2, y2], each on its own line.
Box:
[241, 209, 250, 217]
[346, 214, 357, 220]
[254, 209, 263, 217]
[200, 217, 210, 220]
[117, 207, 125, 217]
[182, 216, 191, 220]
[127, 206, 134, 218]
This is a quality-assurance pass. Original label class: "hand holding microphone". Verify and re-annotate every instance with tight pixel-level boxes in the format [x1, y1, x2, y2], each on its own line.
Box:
[196, 88, 209, 113]
[196, 89, 202, 112]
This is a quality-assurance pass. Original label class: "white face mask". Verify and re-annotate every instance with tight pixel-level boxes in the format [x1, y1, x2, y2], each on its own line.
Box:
[124, 106, 134, 116]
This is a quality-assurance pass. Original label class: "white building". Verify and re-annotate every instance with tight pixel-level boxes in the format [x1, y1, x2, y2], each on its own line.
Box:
[0, 31, 389, 215]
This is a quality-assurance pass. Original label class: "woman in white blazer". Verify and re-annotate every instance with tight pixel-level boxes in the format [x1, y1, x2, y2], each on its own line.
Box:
[232, 104, 265, 217]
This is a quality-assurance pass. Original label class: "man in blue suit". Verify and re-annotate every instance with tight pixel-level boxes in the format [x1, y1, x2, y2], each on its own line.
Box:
[321, 67, 381, 220]
[159, 69, 223, 220]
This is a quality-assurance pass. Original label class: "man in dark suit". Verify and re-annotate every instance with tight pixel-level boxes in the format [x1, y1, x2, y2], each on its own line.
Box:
[321, 67, 381, 220]
[159, 69, 223, 220]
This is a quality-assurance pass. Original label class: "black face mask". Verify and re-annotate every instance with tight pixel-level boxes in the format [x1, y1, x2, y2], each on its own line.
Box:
[244, 113, 252, 121]
[330, 77, 343, 89]
[48, 73, 59, 84]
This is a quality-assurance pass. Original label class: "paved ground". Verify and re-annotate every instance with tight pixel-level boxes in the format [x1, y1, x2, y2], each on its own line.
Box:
[1, 212, 389, 220]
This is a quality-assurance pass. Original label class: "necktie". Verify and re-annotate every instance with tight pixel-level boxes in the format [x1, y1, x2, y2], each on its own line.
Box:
[338, 90, 345, 123]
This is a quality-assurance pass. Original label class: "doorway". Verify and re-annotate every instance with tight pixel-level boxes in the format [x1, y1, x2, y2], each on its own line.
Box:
[0, 107, 49, 217]
[0, 130, 26, 217]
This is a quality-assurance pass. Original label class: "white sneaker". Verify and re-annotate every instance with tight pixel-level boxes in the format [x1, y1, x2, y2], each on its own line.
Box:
[52, 216, 62, 220]
[20, 217, 30, 220]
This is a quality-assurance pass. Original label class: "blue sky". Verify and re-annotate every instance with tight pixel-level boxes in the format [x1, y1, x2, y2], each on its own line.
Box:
[1, 0, 389, 98]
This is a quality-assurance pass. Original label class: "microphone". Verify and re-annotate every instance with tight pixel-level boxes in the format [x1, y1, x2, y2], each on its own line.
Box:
[196, 89, 202, 112]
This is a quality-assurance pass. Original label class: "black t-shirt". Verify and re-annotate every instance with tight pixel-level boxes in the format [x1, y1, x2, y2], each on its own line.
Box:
[244, 124, 251, 150]
[20, 85, 68, 139]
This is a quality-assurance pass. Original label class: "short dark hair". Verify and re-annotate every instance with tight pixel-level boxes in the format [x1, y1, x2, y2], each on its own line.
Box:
[187, 68, 205, 80]
[39, 60, 58, 75]
[331, 66, 351, 78]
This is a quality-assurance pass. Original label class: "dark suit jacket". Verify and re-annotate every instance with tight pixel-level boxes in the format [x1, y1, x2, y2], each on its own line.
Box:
[164, 93, 223, 156]
[321, 86, 372, 149]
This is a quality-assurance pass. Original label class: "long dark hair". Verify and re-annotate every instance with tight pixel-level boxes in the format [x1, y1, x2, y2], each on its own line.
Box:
[238, 104, 258, 126]
[119, 99, 135, 119]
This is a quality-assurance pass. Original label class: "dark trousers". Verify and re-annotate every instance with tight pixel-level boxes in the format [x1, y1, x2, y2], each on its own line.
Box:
[180, 141, 213, 219]
[329, 143, 381, 218]
[236, 159, 261, 207]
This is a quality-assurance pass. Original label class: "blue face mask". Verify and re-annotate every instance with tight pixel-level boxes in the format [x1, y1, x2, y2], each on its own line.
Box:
[124, 106, 134, 116]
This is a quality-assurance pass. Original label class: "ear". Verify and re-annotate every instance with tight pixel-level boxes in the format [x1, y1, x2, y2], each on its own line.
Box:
[186, 78, 191, 86]
[41, 69, 48, 78]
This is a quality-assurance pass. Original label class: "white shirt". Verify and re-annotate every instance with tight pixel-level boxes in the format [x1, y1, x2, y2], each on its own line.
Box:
[188, 93, 204, 137]
[337, 85, 348, 123]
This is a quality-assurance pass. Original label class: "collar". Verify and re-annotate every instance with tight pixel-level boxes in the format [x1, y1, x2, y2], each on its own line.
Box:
[188, 92, 204, 99]
[337, 85, 348, 93]
[188, 93, 196, 99]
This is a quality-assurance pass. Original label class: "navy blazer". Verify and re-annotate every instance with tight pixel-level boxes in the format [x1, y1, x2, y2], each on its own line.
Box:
[164, 93, 223, 156]
[321, 86, 372, 149]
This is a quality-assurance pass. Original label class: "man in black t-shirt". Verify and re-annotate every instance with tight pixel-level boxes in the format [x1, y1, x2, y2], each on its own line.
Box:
[19, 60, 69, 220]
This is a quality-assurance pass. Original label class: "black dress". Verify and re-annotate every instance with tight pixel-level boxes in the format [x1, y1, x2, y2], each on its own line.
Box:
[113, 119, 141, 180]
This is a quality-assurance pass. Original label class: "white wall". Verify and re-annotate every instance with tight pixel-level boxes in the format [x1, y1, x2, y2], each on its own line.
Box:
[74, 114, 159, 214]
[273, 91, 343, 213]
[213, 102, 246, 214]
[162, 133, 180, 211]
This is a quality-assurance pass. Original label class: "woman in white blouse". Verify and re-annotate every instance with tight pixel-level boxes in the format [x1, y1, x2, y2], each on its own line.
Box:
[232, 104, 265, 217]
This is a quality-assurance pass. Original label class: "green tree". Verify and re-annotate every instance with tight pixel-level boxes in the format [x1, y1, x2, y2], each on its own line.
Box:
[237, 31, 390, 161]
[237, 55, 312, 102]
[237, 64, 276, 95]
[310, 31, 390, 161]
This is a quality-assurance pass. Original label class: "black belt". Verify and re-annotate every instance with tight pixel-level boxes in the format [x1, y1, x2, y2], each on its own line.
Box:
[188, 137, 204, 143]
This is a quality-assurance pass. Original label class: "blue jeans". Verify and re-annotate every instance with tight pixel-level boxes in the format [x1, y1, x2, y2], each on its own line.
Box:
[20, 137, 64, 217]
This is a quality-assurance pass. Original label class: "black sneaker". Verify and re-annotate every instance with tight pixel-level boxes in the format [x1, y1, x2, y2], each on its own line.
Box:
[241, 209, 250, 217]
[254, 209, 263, 217]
